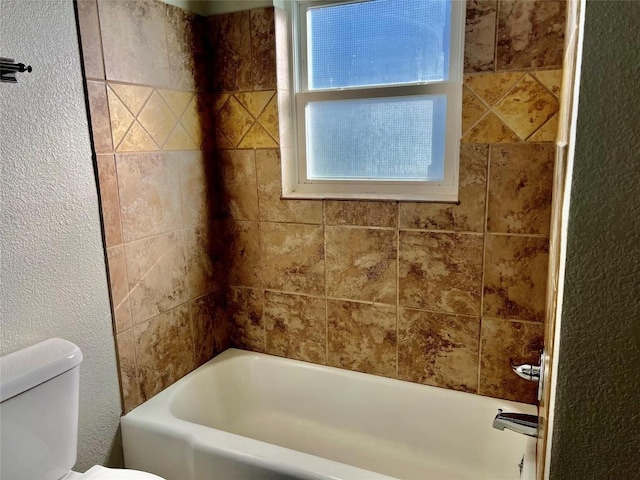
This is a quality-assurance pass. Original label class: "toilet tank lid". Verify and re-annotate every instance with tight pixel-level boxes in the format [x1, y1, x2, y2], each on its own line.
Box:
[0, 338, 83, 402]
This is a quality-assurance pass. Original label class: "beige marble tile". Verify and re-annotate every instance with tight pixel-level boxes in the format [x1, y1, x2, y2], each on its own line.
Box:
[218, 150, 258, 221]
[184, 225, 216, 301]
[118, 122, 158, 152]
[261, 222, 325, 296]
[223, 220, 262, 288]
[256, 149, 323, 224]
[496, 0, 566, 70]
[165, 5, 205, 92]
[488, 144, 554, 235]
[77, 0, 104, 80]
[327, 300, 397, 377]
[494, 74, 559, 140]
[124, 230, 188, 325]
[159, 89, 194, 118]
[116, 152, 182, 242]
[462, 85, 489, 135]
[528, 114, 558, 143]
[208, 11, 252, 92]
[257, 95, 279, 143]
[464, 72, 524, 106]
[533, 70, 563, 98]
[133, 304, 195, 401]
[163, 124, 198, 151]
[479, 318, 543, 403]
[191, 293, 228, 366]
[227, 287, 264, 352]
[235, 91, 274, 118]
[483, 234, 549, 321]
[212, 93, 230, 115]
[116, 330, 141, 413]
[216, 96, 254, 147]
[399, 231, 483, 315]
[106, 86, 135, 149]
[98, 0, 171, 87]
[107, 246, 132, 333]
[398, 309, 480, 392]
[96, 154, 122, 246]
[461, 112, 521, 144]
[464, 0, 497, 72]
[86, 81, 113, 153]
[325, 226, 397, 305]
[398, 144, 488, 233]
[238, 123, 278, 149]
[179, 151, 212, 227]
[214, 129, 234, 150]
[324, 201, 397, 228]
[109, 83, 153, 117]
[250, 7, 277, 91]
[179, 96, 207, 148]
[137, 91, 177, 147]
[264, 291, 326, 363]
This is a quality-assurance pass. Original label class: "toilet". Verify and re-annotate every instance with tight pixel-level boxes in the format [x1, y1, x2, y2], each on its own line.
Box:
[0, 338, 164, 480]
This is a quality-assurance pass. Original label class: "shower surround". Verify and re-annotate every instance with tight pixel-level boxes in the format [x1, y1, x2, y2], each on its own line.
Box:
[77, 0, 566, 413]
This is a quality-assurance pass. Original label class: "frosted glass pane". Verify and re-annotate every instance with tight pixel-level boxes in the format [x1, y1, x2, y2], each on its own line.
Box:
[306, 95, 447, 181]
[308, 0, 451, 89]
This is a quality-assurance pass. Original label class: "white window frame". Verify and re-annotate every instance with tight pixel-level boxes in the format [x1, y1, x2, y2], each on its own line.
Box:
[274, 0, 465, 202]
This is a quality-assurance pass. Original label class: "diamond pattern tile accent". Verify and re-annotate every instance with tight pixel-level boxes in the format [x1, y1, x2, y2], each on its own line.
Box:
[109, 83, 153, 116]
[257, 95, 279, 142]
[216, 96, 255, 146]
[462, 112, 521, 144]
[180, 96, 204, 148]
[137, 92, 176, 146]
[158, 89, 193, 117]
[107, 82, 209, 152]
[118, 122, 157, 152]
[493, 74, 559, 140]
[462, 86, 489, 135]
[532, 70, 563, 98]
[238, 123, 278, 148]
[164, 123, 197, 150]
[528, 113, 558, 142]
[106, 86, 134, 148]
[464, 72, 524, 106]
[212, 94, 230, 115]
[235, 91, 274, 118]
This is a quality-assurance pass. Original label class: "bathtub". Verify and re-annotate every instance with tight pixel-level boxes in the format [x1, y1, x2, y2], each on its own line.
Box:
[121, 349, 537, 480]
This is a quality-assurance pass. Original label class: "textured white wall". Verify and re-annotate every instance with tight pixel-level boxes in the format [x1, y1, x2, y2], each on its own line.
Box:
[0, 0, 123, 471]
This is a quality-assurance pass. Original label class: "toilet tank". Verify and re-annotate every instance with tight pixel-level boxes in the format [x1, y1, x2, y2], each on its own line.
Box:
[0, 338, 84, 480]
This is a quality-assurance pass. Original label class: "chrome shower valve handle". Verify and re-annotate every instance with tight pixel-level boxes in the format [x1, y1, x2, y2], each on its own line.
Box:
[510, 360, 541, 382]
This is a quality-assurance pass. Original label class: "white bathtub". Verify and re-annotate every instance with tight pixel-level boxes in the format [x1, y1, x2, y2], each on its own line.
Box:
[121, 349, 536, 480]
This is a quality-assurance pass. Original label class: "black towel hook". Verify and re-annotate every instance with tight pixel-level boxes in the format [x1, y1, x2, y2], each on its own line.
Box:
[1, 57, 33, 83]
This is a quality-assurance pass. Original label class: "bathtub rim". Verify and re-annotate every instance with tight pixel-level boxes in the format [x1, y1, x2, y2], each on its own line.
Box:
[121, 348, 537, 480]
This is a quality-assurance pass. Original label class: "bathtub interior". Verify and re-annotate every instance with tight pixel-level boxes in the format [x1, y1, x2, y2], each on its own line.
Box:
[163, 350, 535, 480]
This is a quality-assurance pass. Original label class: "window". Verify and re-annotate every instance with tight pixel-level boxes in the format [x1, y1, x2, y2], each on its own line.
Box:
[275, 0, 465, 201]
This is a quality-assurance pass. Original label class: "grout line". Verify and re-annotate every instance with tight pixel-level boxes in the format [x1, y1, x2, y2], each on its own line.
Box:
[493, 0, 500, 73]
[92, 0, 108, 83]
[483, 316, 546, 326]
[395, 201, 400, 379]
[105, 78, 196, 94]
[478, 143, 492, 391]
[323, 201, 329, 365]
[401, 305, 481, 320]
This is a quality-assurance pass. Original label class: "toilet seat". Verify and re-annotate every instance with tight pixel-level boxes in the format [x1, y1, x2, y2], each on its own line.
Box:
[63, 465, 165, 480]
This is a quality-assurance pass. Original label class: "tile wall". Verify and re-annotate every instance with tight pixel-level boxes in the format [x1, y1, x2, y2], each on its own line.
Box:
[77, 0, 227, 413]
[214, 0, 566, 404]
[78, 0, 566, 410]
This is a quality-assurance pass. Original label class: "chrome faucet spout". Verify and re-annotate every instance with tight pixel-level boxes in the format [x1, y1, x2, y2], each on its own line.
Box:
[492, 409, 539, 438]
